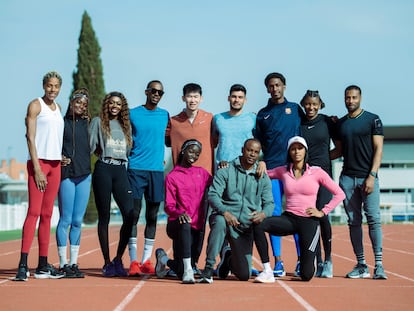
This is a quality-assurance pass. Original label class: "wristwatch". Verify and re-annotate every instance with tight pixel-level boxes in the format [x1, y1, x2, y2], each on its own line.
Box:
[369, 171, 377, 178]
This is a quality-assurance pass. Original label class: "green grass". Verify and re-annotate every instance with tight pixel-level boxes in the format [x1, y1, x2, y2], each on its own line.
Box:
[0, 228, 56, 242]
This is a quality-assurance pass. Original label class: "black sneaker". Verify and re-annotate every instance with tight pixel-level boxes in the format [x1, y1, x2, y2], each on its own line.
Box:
[34, 263, 65, 279]
[71, 264, 85, 278]
[60, 264, 77, 278]
[198, 267, 213, 284]
[13, 264, 29, 281]
[217, 246, 231, 279]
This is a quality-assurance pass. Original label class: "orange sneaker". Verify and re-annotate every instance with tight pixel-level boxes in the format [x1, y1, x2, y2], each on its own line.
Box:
[128, 260, 141, 276]
[140, 260, 155, 275]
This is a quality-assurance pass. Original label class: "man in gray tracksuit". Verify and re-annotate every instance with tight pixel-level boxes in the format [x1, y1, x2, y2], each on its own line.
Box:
[199, 138, 274, 283]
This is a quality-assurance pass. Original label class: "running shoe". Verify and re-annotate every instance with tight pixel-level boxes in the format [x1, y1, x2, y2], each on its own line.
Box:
[273, 261, 286, 277]
[112, 258, 127, 277]
[128, 260, 141, 276]
[60, 264, 77, 278]
[346, 263, 370, 279]
[373, 264, 387, 280]
[155, 248, 168, 278]
[182, 269, 195, 284]
[315, 262, 324, 277]
[13, 264, 29, 281]
[254, 270, 275, 283]
[294, 261, 301, 277]
[102, 262, 116, 277]
[71, 264, 85, 278]
[321, 260, 333, 278]
[140, 259, 155, 275]
[198, 267, 213, 284]
[34, 263, 65, 279]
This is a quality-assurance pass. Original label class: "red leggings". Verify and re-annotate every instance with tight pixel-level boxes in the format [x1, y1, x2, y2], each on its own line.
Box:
[21, 160, 61, 256]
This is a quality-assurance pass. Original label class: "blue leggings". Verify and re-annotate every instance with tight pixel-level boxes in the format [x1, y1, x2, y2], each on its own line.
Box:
[270, 179, 300, 258]
[56, 174, 91, 246]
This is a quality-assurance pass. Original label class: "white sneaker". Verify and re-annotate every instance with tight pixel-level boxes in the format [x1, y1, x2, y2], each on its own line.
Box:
[182, 269, 195, 284]
[254, 270, 275, 283]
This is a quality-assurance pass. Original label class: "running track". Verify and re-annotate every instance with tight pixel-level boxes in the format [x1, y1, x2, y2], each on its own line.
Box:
[1, 224, 413, 311]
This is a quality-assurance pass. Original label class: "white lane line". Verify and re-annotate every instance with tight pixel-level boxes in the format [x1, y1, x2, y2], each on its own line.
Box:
[113, 276, 149, 311]
[277, 280, 317, 311]
[252, 256, 317, 311]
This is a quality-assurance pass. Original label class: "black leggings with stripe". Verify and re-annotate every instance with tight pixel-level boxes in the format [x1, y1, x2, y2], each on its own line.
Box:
[255, 212, 320, 281]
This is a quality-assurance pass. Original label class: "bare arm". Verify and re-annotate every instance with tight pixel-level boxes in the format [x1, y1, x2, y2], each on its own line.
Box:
[329, 139, 342, 160]
[25, 100, 47, 191]
[363, 135, 383, 194]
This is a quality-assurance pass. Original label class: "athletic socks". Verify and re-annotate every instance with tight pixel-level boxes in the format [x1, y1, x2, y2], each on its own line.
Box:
[58, 246, 67, 268]
[70, 245, 80, 266]
[128, 237, 138, 262]
[142, 238, 155, 263]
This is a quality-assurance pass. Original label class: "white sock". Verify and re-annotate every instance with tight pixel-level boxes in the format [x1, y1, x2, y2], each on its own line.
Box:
[263, 262, 272, 273]
[183, 257, 192, 271]
[70, 245, 80, 266]
[128, 237, 137, 262]
[58, 246, 67, 268]
[142, 238, 155, 263]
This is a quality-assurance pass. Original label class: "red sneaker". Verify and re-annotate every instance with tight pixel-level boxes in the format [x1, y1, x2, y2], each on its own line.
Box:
[128, 260, 141, 276]
[140, 260, 155, 275]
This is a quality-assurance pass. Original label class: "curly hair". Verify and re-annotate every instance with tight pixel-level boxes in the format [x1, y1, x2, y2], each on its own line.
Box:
[65, 88, 90, 120]
[100, 91, 132, 147]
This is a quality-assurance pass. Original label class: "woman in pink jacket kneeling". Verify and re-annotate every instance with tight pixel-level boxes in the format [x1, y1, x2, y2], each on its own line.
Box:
[155, 139, 212, 284]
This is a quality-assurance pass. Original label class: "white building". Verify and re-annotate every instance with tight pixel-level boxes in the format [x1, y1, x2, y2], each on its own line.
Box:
[332, 125, 414, 223]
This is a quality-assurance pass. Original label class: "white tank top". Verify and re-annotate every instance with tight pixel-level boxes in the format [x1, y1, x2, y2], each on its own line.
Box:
[32, 97, 64, 160]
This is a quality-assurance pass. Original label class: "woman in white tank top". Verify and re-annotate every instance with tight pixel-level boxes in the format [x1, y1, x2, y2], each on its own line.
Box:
[14, 71, 65, 281]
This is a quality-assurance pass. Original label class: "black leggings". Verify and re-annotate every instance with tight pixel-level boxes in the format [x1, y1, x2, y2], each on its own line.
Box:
[255, 212, 320, 281]
[92, 161, 133, 264]
[130, 199, 160, 239]
[315, 185, 333, 262]
[166, 219, 202, 278]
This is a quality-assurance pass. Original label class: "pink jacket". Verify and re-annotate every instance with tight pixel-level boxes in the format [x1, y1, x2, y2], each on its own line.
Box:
[267, 164, 345, 217]
[165, 165, 212, 230]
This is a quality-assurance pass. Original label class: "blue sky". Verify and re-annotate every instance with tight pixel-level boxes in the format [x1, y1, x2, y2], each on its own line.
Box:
[1, 0, 413, 162]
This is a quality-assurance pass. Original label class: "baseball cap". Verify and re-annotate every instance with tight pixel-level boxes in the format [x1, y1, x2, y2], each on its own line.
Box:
[287, 136, 308, 151]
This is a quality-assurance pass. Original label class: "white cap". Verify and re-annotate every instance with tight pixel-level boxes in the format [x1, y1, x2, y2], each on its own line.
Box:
[287, 136, 308, 151]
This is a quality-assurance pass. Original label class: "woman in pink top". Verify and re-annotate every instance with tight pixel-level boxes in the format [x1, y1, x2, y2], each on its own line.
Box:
[254, 136, 345, 282]
[155, 139, 212, 284]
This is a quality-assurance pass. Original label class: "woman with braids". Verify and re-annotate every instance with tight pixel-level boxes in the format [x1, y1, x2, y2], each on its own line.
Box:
[89, 91, 134, 277]
[56, 88, 91, 278]
[155, 139, 212, 284]
[14, 71, 65, 281]
[299, 90, 339, 278]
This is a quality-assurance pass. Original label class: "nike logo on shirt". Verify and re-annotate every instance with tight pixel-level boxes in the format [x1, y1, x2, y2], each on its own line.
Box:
[264, 115, 270, 120]
[307, 125, 315, 129]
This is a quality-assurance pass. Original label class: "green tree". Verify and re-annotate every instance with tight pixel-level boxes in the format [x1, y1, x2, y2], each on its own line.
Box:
[72, 11, 105, 224]
[73, 10, 105, 118]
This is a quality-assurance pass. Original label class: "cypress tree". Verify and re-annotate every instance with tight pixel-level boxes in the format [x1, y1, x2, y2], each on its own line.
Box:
[72, 11, 105, 224]
[73, 10, 105, 118]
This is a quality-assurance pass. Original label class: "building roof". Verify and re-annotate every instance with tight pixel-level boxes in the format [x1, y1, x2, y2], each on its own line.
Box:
[384, 126, 414, 141]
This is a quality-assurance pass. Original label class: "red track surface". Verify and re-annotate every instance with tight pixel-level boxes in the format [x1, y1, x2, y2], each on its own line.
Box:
[1, 224, 413, 311]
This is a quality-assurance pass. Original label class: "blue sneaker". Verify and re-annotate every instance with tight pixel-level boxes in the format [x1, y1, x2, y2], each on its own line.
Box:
[321, 260, 333, 278]
[251, 267, 260, 277]
[273, 261, 286, 277]
[294, 261, 301, 277]
[315, 262, 324, 277]
[102, 262, 116, 277]
[112, 258, 127, 277]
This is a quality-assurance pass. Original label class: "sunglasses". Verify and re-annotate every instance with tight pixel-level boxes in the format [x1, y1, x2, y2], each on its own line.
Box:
[147, 88, 164, 96]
